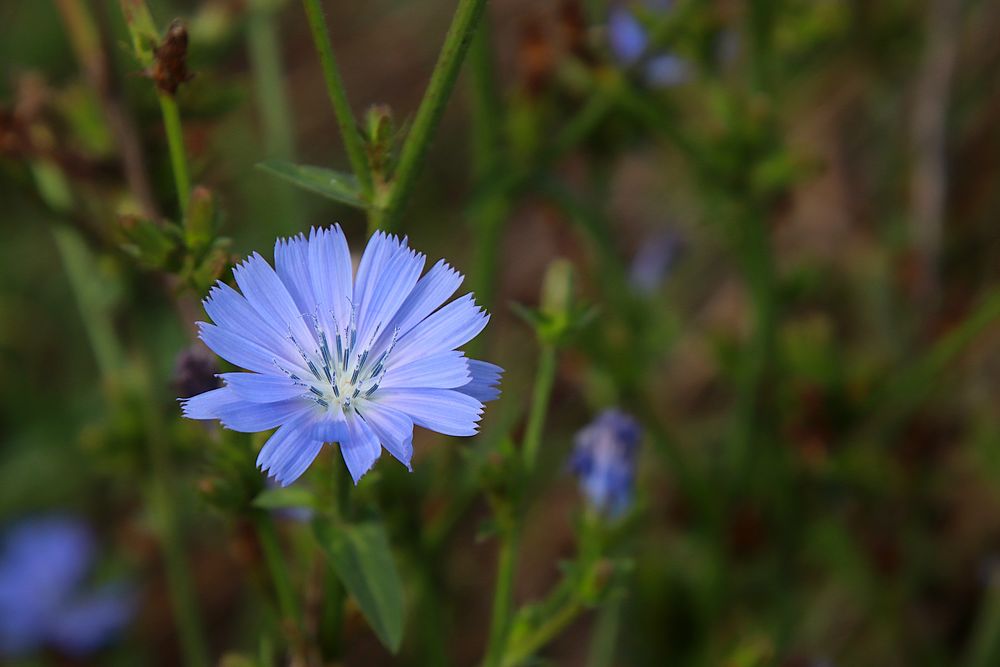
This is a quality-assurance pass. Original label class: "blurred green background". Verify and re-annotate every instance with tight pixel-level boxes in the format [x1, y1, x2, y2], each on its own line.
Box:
[1, 0, 999, 665]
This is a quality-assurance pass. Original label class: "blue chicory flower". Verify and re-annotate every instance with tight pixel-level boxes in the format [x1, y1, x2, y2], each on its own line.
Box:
[628, 230, 684, 294]
[608, 1, 690, 87]
[0, 516, 133, 658]
[181, 226, 503, 485]
[569, 409, 642, 516]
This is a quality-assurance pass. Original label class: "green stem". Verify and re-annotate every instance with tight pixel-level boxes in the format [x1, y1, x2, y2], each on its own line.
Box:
[51, 226, 123, 378]
[483, 528, 519, 667]
[730, 210, 776, 475]
[60, 203, 203, 667]
[470, 196, 508, 310]
[613, 83, 698, 163]
[861, 288, 1000, 440]
[467, 94, 613, 217]
[54, 224, 208, 667]
[320, 555, 345, 658]
[414, 565, 450, 667]
[547, 94, 613, 161]
[468, 20, 502, 179]
[320, 454, 350, 659]
[965, 570, 1000, 667]
[301, 0, 373, 201]
[467, 17, 508, 310]
[522, 344, 557, 470]
[254, 512, 302, 630]
[247, 0, 304, 223]
[147, 458, 210, 667]
[500, 597, 583, 667]
[747, 0, 776, 92]
[141, 364, 210, 667]
[158, 93, 191, 215]
[483, 342, 558, 665]
[381, 0, 488, 230]
[586, 593, 623, 667]
[137, 357, 209, 667]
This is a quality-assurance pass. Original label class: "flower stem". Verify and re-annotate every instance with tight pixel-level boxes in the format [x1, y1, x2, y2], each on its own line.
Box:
[300, 0, 373, 201]
[467, 18, 508, 311]
[53, 224, 208, 667]
[158, 92, 191, 216]
[141, 367, 210, 667]
[51, 226, 123, 377]
[483, 342, 558, 665]
[254, 512, 303, 631]
[468, 21, 501, 180]
[964, 568, 1000, 667]
[147, 461, 210, 667]
[381, 0, 488, 230]
[483, 527, 518, 667]
[320, 454, 350, 658]
[247, 0, 304, 224]
[585, 592, 623, 667]
[55, 0, 158, 217]
[116, 0, 190, 215]
[730, 210, 776, 473]
[500, 597, 582, 667]
[522, 344, 556, 470]
[139, 360, 210, 667]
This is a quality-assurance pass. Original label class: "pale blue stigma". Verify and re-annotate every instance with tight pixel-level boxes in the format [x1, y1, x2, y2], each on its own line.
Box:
[276, 316, 400, 413]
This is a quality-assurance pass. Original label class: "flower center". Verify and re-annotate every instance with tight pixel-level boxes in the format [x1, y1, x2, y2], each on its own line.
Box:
[273, 309, 398, 413]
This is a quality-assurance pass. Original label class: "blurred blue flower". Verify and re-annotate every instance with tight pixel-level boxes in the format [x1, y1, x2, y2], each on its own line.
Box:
[266, 479, 314, 523]
[182, 226, 502, 485]
[570, 409, 642, 516]
[0, 516, 133, 658]
[629, 231, 684, 294]
[608, 1, 690, 87]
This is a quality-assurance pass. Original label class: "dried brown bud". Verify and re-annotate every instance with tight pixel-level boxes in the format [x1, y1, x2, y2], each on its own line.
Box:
[173, 344, 220, 398]
[517, 18, 554, 97]
[150, 19, 192, 96]
[0, 107, 23, 157]
[558, 0, 594, 64]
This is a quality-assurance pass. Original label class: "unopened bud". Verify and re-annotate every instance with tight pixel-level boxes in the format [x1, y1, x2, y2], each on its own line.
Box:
[540, 258, 575, 322]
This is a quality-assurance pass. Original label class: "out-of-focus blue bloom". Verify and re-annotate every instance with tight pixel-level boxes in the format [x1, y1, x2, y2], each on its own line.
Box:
[182, 226, 503, 485]
[608, 1, 690, 87]
[629, 231, 684, 294]
[0, 516, 133, 658]
[570, 409, 642, 516]
[608, 7, 647, 64]
[265, 479, 314, 523]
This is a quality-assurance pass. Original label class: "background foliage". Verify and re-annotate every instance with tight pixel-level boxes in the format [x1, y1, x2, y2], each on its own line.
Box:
[1, 0, 999, 665]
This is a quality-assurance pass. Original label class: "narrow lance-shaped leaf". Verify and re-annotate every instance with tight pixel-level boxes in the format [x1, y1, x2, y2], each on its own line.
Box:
[256, 160, 367, 210]
[313, 518, 405, 652]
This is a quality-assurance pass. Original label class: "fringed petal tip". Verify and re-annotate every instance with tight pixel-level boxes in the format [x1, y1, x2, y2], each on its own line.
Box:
[256, 422, 324, 487]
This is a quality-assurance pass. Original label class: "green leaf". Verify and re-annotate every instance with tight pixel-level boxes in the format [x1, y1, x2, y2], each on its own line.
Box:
[257, 160, 367, 209]
[251, 486, 317, 511]
[313, 518, 405, 653]
[117, 215, 184, 270]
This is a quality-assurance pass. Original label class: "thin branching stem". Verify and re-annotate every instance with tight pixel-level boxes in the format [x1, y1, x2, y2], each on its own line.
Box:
[301, 0, 373, 201]
[522, 344, 557, 470]
[254, 512, 303, 632]
[483, 527, 518, 667]
[381, 0, 488, 230]
[247, 0, 304, 224]
[159, 93, 191, 215]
